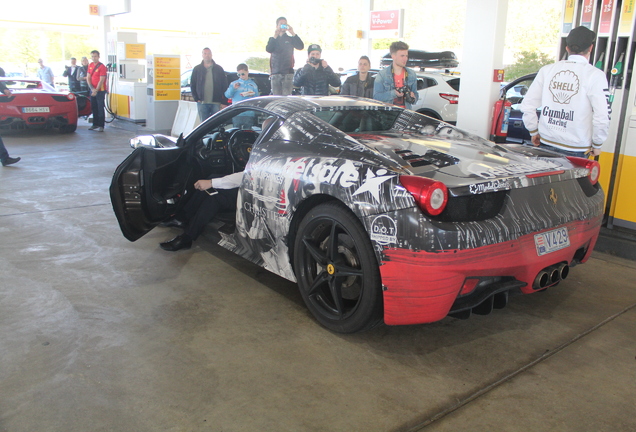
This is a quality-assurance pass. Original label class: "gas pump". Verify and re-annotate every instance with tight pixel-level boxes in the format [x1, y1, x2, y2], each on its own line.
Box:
[562, 0, 636, 233]
[106, 32, 147, 122]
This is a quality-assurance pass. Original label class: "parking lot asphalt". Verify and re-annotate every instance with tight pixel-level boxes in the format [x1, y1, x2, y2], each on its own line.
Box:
[1, 120, 635, 432]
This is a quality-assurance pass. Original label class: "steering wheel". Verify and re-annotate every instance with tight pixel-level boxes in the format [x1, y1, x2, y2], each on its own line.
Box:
[227, 129, 258, 169]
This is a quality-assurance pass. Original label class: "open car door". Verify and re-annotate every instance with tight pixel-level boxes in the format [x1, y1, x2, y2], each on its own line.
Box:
[110, 145, 192, 241]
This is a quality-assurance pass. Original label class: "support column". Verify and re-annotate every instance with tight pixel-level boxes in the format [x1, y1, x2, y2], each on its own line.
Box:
[456, 0, 508, 139]
[363, 0, 374, 58]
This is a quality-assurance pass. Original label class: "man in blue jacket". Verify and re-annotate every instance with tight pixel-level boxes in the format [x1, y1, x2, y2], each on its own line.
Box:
[190, 47, 228, 121]
[373, 41, 418, 109]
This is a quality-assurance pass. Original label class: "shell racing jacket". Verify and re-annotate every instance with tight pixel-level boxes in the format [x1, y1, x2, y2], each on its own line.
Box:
[520, 55, 611, 153]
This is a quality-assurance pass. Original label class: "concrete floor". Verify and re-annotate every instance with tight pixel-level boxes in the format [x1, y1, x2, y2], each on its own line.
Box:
[1, 120, 635, 432]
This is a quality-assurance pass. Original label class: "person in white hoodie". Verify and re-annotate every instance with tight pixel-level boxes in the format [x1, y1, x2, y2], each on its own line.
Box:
[520, 26, 610, 157]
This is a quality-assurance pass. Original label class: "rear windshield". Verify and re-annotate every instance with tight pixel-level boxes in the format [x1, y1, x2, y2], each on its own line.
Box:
[312, 109, 401, 133]
[446, 78, 460, 91]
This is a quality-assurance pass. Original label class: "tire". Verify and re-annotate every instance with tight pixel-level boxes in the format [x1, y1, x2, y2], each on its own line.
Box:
[293, 202, 383, 333]
[61, 124, 77, 133]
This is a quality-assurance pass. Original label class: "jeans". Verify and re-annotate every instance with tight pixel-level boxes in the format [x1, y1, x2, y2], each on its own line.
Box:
[537, 143, 587, 158]
[91, 90, 106, 128]
[197, 102, 221, 122]
[271, 74, 294, 96]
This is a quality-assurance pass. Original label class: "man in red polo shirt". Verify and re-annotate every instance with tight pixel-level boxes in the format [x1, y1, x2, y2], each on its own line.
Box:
[87, 50, 108, 132]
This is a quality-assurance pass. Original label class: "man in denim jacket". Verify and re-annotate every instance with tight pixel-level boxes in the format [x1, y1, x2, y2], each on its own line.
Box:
[373, 41, 418, 109]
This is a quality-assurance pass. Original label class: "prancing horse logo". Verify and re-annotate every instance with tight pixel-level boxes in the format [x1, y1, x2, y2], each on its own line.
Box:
[549, 188, 558, 204]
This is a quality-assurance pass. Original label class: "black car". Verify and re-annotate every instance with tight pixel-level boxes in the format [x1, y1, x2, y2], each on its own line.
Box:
[380, 50, 459, 70]
[111, 96, 603, 333]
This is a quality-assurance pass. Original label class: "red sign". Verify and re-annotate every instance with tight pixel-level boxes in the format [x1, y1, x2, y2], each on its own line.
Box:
[599, 0, 615, 34]
[370, 10, 400, 31]
[581, 0, 595, 27]
[493, 69, 505, 83]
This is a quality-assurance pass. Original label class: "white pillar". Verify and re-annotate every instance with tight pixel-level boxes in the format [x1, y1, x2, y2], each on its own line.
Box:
[456, 0, 508, 139]
[363, 0, 374, 59]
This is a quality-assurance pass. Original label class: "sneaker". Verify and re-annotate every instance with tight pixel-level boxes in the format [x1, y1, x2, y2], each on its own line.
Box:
[96, 127, 104, 132]
[88, 125, 97, 130]
[2, 156, 21, 166]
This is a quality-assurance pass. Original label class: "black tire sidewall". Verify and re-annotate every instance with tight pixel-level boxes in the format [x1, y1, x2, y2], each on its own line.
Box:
[293, 202, 383, 333]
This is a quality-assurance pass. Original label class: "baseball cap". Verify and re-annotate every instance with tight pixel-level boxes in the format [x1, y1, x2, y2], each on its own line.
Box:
[308, 44, 322, 54]
[566, 26, 596, 52]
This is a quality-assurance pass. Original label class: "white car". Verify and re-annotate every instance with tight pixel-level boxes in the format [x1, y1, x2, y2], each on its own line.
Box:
[411, 72, 460, 125]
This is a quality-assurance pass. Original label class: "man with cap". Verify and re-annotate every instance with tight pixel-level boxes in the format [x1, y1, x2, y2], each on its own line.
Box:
[293, 44, 341, 96]
[520, 26, 611, 157]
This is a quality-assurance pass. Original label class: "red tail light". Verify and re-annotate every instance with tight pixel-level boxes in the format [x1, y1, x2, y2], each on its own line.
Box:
[439, 93, 459, 104]
[566, 156, 600, 185]
[400, 175, 448, 216]
[66, 93, 75, 100]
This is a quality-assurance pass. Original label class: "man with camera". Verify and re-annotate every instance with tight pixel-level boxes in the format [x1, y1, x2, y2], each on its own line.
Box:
[373, 41, 418, 109]
[293, 44, 341, 96]
[266, 17, 304, 96]
[63, 57, 81, 92]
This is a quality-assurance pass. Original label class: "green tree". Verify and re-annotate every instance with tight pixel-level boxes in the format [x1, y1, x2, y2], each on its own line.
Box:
[505, 50, 554, 80]
[246, 57, 270, 73]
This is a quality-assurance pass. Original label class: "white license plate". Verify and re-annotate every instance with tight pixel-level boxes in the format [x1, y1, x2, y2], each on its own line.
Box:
[534, 227, 570, 256]
[22, 107, 50, 113]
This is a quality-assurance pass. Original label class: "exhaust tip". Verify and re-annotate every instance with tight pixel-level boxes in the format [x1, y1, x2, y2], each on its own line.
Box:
[534, 271, 550, 290]
[550, 267, 560, 284]
[559, 263, 569, 280]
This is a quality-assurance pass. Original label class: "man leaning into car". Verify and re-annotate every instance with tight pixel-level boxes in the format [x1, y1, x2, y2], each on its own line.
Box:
[190, 48, 228, 122]
[373, 41, 419, 109]
[159, 172, 243, 252]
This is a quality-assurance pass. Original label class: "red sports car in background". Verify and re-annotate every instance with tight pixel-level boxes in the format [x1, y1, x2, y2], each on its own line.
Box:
[0, 78, 81, 133]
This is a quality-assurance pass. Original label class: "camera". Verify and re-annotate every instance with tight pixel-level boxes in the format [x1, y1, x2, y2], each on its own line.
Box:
[396, 85, 416, 104]
[280, 24, 288, 29]
[309, 57, 322, 65]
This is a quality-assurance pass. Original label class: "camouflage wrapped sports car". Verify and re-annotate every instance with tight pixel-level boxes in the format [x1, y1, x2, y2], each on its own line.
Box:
[110, 96, 603, 333]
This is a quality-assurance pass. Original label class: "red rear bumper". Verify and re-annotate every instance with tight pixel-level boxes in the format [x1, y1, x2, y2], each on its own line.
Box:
[379, 217, 601, 325]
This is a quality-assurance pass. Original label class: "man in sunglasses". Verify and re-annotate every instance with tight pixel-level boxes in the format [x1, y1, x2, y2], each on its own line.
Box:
[224, 63, 259, 129]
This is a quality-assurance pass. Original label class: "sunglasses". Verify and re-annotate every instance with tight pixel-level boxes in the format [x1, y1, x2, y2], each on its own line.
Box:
[237, 72, 248, 77]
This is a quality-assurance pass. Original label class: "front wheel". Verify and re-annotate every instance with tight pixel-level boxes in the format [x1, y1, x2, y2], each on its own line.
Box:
[293, 202, 383, 333]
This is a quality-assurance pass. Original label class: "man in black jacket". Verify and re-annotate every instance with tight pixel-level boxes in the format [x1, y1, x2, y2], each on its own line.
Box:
[0, 80, 20, 166]
[63, 57, 81, 92]
[190, 47, 228, 121]
[266, 17, 304, 95]
[293, 44, 340, 96]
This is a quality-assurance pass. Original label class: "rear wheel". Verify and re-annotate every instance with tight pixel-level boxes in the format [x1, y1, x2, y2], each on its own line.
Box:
[293, 202, 383, 333]
[61, 124, 77, 133]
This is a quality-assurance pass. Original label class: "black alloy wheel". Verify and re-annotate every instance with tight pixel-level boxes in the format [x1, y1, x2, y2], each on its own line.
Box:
[294, 202, 383, 333]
